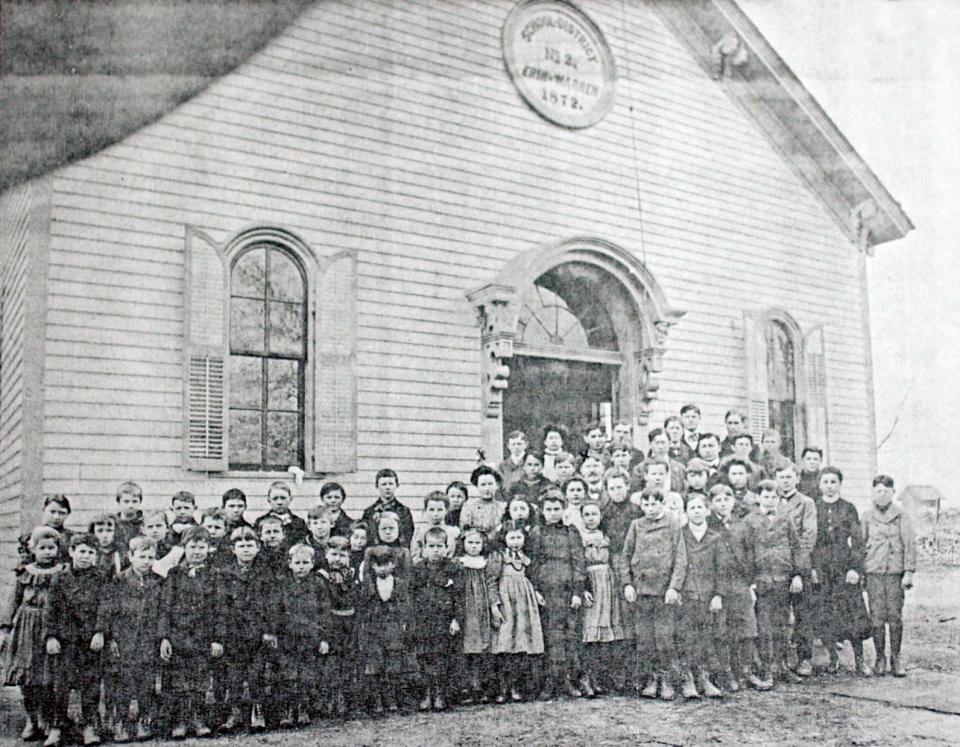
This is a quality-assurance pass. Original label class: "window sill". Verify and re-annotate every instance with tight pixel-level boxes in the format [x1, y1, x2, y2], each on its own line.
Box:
[211, 470, 330, 481]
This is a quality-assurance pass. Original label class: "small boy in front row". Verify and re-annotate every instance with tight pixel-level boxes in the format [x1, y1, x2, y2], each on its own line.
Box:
[748, 480, 804, 687]
[412, 492, 460, 563]
[862, 474, 915, 677]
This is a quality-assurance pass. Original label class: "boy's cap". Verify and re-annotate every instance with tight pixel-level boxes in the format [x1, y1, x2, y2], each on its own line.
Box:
[685, 458, 709, 474]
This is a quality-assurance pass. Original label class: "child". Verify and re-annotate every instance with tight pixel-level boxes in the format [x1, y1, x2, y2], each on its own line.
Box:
[219, 527, 273, 732]
[89, 513, 127, 578]
[512, 452, 552, 506]
[412, 492, 460, 562]
[578, 501, 623, 697]
[610, 419, 644, 469]
[695, 434, 723, 486]
[811, 467, 871, 675]
[610, 446, 633, 476]
[356, 545, 417, 713]
[348, 521, 369, 575]
[460, 466, 506, 544]
[490, 520, 544, 702]
[527, 490, 587, 699]
[799, 447, 824, 499]
[455, 529, 494, 703]
[200, 507, 231, 570]
[409, 527, 461, 711]
[278, 545, 329, 726]
[113, 482, 145, 555]
[683, 459, 711, 500]
[255, 514, 289, 582]
[553, 452, 577, 485]
[619, 490, 686, 700]
[724, 459, 759, 511]
[221, 488, 252, 534]
[541, 424, 568, 482]
[708, 484, 768, 692]
[642, 460, 685, 526]
[748, 479, 805, 686]
[562, 477, 588, 532]
[637, 428, 686, 493]
[679, 404, 702, 463]
[141, 510, 184, 578]
[677, 494, 723, 699]
[158, 526, 225, 738]
[720, 434, 762, 490]
[578, 422, 611, 469]
[862, 474, 915, 677]
[775, 462, 817, 677]
[94, 537, 163, 741]
[1, 527, 65, 742]
[361, 512, 411, 579]
[758, 429, 790, 479]
[169, 490, 199, 546]
[320, 482, 354, 538]
[507, 494, 537, 533]
[498, 430, 528, 486]
[361, 469, 415, 548]
[444, 481, 470, 528]
[663, 416, 687, 463]
[18, 495, 73, 568]
[255, 481, 308, 547]
[45, 534, 105, 746]
[316, 537, 358, 717]
[305, 505, 334, 559]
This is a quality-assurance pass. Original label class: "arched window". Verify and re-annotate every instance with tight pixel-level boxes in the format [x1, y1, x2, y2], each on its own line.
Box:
[228, 244, 307, 471]
[766, 319, 798, 460]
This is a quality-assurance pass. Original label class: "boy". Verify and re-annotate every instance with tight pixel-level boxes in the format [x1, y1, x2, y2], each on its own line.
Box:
[95, 537, 163, 741]
[510, 451, 552, 506]
[255, 481, 308, 547]
[632, 429, 685, 493]
[719, 410, 749, 458]
[141, 510, 183, 578]
[200, 507, 231, 570]
[862, 474, 915, 677]
[695, 433, 723, 486]
[798, 447, 824, 499]
[255, 515, 289, 581]
[578, 421, 611, 470]
[527, 490, 587, 699]
[708, 485, 768, 692]
[640, 460, 685, 526]
[684, 459, 710, 496]
[747, 480, 804, 686]
[678, 494, 723, 699]
[348, 521, 369, 575]
[46, 534, 105, 746]
[679, 404, 702, 463]
[361, 469, 415, 547]
[775, 462, 817, 677]
[724, 460, 759, 513]
[409, 527, 462, 710]
[320, 482, 354, 538]
[278, 545, 329, 726]
[498, 430, 528, 486]
[158, 526, 225, 738]
[758, 429, 790, 480]
[169, 491, 199, 546]
[305, 505, 334, 560]
[619, 489, 686, 700]
[221, 488, 252, 535]
[553, 452, 577, 485]
[89, 513, 127, 578]
[219, 527, 274, 732]
[114, 482, 144, 555]
[316, 536, 358, 717]
[610, 419, 644, 470]
[411, 492, 460, 562]
[720, 434, 762, 490]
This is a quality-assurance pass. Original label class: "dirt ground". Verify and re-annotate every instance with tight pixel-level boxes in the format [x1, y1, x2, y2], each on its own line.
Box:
[2, 567, 959, 746]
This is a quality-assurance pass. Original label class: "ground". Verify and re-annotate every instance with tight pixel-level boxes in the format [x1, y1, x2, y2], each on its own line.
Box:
[2, 568, 958, 746]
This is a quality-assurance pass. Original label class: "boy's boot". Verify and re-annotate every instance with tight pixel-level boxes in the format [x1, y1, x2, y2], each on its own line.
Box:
[778, 660, 803, 684]
[278, 706, 294, 728]
[296, 701, 311, 725]
[659, 671, 675, 701]
[698, 671, 723, 699]
[42, 727, 62, 747]
[432, 689, 446, 711]
[418, 686, 432, 712]
[680, 669, 700, 700]
[250, 703, 266, 730]
[21, 714, 40, 742]
[371, 692, 384, 716]
[744, 666, 772, 691]
[334, 690, 347, 717]
[192, 707, 211, 738]
[890, 623, 907, 677]
[81, 724, 101, 746]
[220, 706, 242, 732]
[872, 625, 888, 675]
[495, 667, 509, 704]
[537, 675, 555, 701]
[641, 673, 658, 699]
[722, 668, 740, 693]
[385, 679, 400, 712]
[563, 674, 582, 698]
[853, 641, 873, 677]
[134, 718, 151, 741]
[114, 718, 132, 743]
[796, 658, 814, 677]
[579, 672, 596, 698]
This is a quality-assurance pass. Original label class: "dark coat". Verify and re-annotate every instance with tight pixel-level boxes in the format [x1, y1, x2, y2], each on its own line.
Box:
[680, 525, 721, 601]
[526, 523, 587, 605]
[361, 499, 415, 547]
[254, 510, 309, 547]
[46, 566, 106, 645]
[157, 564, 225, 653]
[746, 509, 803, 586]
[812, 498, 864, 579]
[219, 562, 274, 656]
[97, 567, 163, 669]
[618, 512, 687, 596]
[408, 558, 462, 652]
[279, 573, 329, 661]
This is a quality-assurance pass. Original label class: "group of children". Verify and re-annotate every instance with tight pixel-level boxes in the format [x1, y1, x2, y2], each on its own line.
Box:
[0, 406, 916, 745]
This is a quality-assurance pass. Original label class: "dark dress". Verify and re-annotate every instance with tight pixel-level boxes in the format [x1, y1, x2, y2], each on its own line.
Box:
[279, 573, 329, 692]
[409, 558, 462, 681]
[356, 573, 417, 676]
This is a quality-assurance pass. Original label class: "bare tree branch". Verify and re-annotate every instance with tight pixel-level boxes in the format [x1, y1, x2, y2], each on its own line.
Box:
[876, 368, 919, 452]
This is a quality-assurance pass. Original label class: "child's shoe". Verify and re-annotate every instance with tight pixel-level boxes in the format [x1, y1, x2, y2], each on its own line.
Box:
[891, 656, 907, 678]
[250, 704, 266, 730]
[134, 719, 151, 741]
[42, 727, 62, 747]
[579, 674, 596, 698]
[418, 691, 433, 711]
[775, 662, 803, 685]
[114, 721, 131, 743]
[81, 725, 101, 746]
[279, 708, 295, 728]
[192, 719, 211, 738]
[563, 675, 582, 698]
[334, 692, 348, 717]
[640, 676, 658, 699]
[510, 686, 523, 702]
[659, 674, 675, 701]
[169, 723, 186, 740]
[432, 694, 446, 711]
[296, 702, 311, 726]
[21, 716, 40, 742]
[220, 707, 242, 732]
[680, 670, 700, 700]
[796, 658, 814, 677]
[384, 689, 399, 713]
[722, 668, 740, 693]
[698, 672, 723, 699]
[537, 678, 555, 701]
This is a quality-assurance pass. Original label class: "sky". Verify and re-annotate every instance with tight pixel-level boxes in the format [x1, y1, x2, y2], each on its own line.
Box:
[738, 0, 960, 498]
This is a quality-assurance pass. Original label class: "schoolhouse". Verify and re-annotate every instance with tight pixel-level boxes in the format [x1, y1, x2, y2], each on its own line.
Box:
[0, 0, 911, 577]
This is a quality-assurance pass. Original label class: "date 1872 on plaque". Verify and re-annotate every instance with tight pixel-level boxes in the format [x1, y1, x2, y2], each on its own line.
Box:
[502, 0, 617, 129]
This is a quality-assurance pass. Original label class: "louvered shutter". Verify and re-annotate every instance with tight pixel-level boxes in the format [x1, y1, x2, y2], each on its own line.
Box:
[313, 249, 358, 473]
[803, 324, 829, 460]
[743, 310, 770, 440]
[183, 227, 229, 471]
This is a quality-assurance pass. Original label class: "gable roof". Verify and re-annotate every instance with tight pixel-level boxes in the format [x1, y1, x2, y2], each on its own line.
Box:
[0, 0, 913, 250]
[899, 485, 945, 505]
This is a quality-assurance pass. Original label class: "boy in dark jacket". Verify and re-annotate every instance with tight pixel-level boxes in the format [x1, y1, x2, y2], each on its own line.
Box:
[317, 536, 358, 717]
[527, 490, 587, 700]
[254, 481, 309, 548]
[158, 527, 225, 739]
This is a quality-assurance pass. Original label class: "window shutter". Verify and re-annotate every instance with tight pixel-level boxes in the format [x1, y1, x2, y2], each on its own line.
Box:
[313, 249, 358, 473]
[182, 227, 229, 471]
[743, 310, 770, 440]
[803, 324, 830, 460]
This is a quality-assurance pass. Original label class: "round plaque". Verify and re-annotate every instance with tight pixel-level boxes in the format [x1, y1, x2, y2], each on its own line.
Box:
[502, 0, 617, 129]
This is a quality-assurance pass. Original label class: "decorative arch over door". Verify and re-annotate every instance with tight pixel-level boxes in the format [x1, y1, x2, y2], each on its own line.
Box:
[467, 237, 684, 462]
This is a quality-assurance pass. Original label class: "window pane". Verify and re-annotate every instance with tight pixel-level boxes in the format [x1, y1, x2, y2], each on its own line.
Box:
[267, 359, 299, 411]
[269, 301, 304, 356]
[229, 410, 262, 465]
[229, 356, 262, 409]
[231, 298, 265, 353]
[268, 250, 304, 302]
[266, 411, 298, 466]
[233, 248, 265, 299]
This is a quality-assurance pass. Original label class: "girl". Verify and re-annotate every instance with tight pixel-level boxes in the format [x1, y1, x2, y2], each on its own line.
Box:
[553, 452, 577, 485]
[140, 509, 184, 578]
[455, 529, 494, 703]
[541, 424, 568, 482]
[445, 481, 470, 528]
[512, 452, 552, 506]
[664, 416, 686, 463]
[89, 513, 126, 578]
[361, 513, 410, 580]
[562, 477, 588, 532]
[0, 526, 65, 741]
[579, 501, 623, 696]
[460, 466, 505, 543]
[18, 495, 72, 568]
[507, 494, 538, 532]
[348, 521, 369, 575]
[812, 467, 872, 675]
[490, 520, 544, 702]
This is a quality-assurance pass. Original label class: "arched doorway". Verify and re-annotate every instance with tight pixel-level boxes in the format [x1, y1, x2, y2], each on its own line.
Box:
[468, 237, 685, 463]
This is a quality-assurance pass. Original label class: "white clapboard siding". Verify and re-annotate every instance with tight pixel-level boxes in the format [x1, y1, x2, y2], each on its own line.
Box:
[32, 0, 879, 540]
